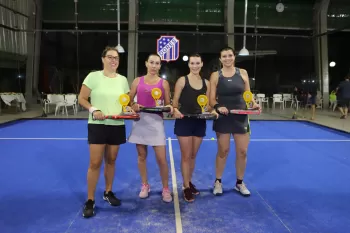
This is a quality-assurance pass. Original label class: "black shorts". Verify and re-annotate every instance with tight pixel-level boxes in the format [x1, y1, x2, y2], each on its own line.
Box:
[338, 98, 350, 108]
[88, 124, 126, 145]
[309, 95, 316, 105]
[174, 118, 206, 137]
[213, 114, 250, 134]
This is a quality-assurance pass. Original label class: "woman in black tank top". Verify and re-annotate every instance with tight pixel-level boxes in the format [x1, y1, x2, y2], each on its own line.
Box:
[172, 54, 217, 202]
[209, 47, 260, 197]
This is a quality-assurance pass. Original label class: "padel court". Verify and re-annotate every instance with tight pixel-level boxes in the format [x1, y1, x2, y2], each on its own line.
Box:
[0, 119, 349, 233]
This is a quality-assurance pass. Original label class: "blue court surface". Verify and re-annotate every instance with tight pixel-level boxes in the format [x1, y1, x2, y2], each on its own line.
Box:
[0, 119, 350, 233]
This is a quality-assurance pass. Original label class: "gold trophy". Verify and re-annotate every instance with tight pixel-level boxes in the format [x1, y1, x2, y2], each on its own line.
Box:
[197, 95, 208, 113]
[119, 94, 130, 114]
[243, 91, 253, 108]
[151, 88, 162, 107]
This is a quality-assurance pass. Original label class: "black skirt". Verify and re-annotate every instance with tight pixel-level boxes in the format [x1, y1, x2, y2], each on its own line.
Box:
[213, 114, 250, 134]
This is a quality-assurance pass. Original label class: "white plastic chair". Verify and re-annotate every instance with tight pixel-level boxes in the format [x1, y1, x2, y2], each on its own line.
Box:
[256, 93, 269, 109]
[54, 94, 77, 116]
[65, 94, 78, 114]
[272, 94, 284, 109]
[316, 92, 323, 109]
[45, 94, 65, 114]
[282, 94, 292, 108]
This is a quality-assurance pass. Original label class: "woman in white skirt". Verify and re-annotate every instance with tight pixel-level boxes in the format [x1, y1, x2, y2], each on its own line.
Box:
[128, 54, 173, 202]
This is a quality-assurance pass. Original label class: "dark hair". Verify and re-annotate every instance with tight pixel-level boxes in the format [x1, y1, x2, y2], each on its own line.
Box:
[147, 53, 161, 61]
[219, 46, 235, 56]
[188, 53, 202, 62]
[101, 46, 119, 57]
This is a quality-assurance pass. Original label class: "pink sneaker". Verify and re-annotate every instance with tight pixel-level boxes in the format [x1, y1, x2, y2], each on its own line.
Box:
[162, 187, 173, 203]
[139, 183, 150, 199]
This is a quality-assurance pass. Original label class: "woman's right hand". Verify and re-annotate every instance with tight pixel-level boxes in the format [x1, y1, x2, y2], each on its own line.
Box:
[93, 110, 105, 120]
[131, 103, 143, 112]
[173, 108, 183, 119]
[217, 106, 229, 115]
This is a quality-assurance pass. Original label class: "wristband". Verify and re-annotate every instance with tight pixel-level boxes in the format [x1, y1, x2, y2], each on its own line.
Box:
[214, 103, 224, 114]
[214, 103, 221, 111]
[89, 106, 99, 114]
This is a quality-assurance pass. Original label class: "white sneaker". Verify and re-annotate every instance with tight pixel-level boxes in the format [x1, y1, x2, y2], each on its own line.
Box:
[235, 183, 251, 196]
[139, 183, 150, 198]
[213, 180, 223, 196]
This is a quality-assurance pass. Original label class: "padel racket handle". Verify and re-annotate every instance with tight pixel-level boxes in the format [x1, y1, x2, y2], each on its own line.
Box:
[105, 113, 140, 119]
[93, 113, 140, 120]
[182, 113, 217, 120]
[229, 108, 261, 115]
[140, 106, 171, 113]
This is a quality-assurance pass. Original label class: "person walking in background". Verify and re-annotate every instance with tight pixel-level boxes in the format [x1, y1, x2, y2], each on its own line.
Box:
[336, 75, 350, 119]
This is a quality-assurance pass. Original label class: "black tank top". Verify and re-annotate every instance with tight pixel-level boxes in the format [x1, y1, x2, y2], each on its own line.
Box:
[216, 68, 246, 109]
[179, 76, 207, 114]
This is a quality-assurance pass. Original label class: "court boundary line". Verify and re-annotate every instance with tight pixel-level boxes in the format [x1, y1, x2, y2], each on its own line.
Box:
[64, 208, 82, 233]
[0, 137, 349, 142]
[1, 118, 349, 135]
[167, 137, 183, 233]
[255, 190, 292, 233]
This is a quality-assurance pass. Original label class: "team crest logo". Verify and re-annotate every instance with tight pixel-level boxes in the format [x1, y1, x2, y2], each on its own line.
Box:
[156, 35, 180, 62]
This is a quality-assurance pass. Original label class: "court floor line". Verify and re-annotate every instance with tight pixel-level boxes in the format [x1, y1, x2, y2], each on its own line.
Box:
[254, 190, 292, 233]
[167, 137, 183, 233]
[64, 208, 82, 233]
[0, 137, 350, 142]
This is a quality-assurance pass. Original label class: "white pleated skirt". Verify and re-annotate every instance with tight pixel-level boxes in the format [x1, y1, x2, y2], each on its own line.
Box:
[128, 112, 166, 146]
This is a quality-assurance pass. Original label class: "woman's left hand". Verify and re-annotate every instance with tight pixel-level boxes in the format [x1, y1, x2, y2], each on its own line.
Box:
[252, 102, 261, 111]
[165, 105, 174, 114]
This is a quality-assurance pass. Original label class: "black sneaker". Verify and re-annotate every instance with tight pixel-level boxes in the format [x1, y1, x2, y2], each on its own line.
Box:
[183, 187, 194, 202]
[189, 182, 200, 195]
[103, 191, 121, 206]
[82, 199, 95, 218]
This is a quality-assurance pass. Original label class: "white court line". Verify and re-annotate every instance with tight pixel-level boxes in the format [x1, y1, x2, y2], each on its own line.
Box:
[167, 137, 183, 233]
[255, 190, 292, 233]
[0, 137, 349, 142]
[218, 139, 350, 142]
[171, 138, 350, 142]
[0, 137, 87, 140]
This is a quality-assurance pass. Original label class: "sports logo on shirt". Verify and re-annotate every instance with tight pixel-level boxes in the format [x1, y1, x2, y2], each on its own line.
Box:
[156, 35, 180, 62]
